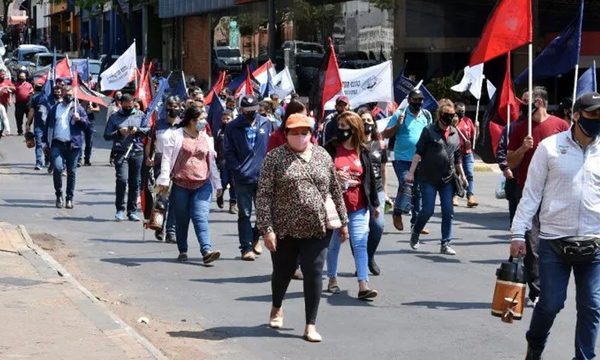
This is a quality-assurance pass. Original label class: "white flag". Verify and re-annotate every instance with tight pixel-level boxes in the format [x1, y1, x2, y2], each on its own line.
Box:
[271, 67, 295, 98]
[324, 60, 393, 110]
[486, 79, 497, 100]
[100, 43, 137, 91]
[451, 63, 484, 100]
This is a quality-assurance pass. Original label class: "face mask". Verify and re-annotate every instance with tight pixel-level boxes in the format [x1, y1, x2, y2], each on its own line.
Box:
[409, 102, 422, 112]
[34, 86, 42, 92]
[197, 119, 207, 131]
[122, 107, 133, 116]
[578, 115, 600, 138]
[336, 127, 352, 142]
[456, 111, 465, 118]
[287, 133, 311, 152]
[54, 94, 61, 100]
[364, 123, 374, 135]
[440, 113, 454, 126]
[167, 109, 179, 118]
[63, 95, 73, 103]
[18, 78, 25, 82]
[244, 111, 256, 121]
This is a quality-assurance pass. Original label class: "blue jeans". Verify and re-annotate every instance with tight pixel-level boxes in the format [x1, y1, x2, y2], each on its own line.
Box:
[368, 191, 386, 260]
[34, 127, 45, 167]
[114, 153, 143, 214]
[526, 239, 600, 360]
[412, 181, 454, 244]
[220, 168, 237, 203]
[327, 208, 370, 282]
[392, 160, 421, 224]
[235, 182, 259, 253]
[171, 182, 214, 255]
[50, 140, 81, 200]
[462, 153, 475, 197]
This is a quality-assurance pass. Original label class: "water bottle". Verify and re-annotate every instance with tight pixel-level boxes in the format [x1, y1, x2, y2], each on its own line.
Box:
[398, 183, 413, 214]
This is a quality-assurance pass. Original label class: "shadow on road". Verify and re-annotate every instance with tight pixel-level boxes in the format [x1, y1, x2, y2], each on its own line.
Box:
[190, 274, 271, 284]
[402, 300, 490, 311]
[415, 254, 462, 264]
[53, 216, 115, 223]
[167, 325, 301, 341]
[235, 291, 304, 302]
[89, 238, 159, 244]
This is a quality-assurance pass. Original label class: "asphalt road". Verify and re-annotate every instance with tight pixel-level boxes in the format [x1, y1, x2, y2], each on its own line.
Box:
[0, 108, 587, 359]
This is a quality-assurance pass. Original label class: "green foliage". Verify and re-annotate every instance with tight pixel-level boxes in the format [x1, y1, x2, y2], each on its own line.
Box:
[425, 72, 463, 103]
[369, 0, 394, 10]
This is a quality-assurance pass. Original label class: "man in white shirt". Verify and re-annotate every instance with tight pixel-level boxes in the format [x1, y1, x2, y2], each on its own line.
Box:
[510, 92, 600, 360]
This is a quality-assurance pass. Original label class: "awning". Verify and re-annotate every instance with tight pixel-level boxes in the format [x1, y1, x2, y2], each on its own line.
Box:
[8, 15, 28, 25]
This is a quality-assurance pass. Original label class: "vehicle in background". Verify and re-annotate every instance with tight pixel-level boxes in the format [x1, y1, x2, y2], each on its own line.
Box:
[30, 53, 66, 82]
[213, 46, 243, 74]
[337, 51, 378, 69]
[5, 44, 49, 78]
[294, 53, 324, 95]
[88, 59, 101, 89]
[281, 41, 324, 56]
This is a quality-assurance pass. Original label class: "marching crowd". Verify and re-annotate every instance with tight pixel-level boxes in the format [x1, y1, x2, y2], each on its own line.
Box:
[1, 72, 600, 359]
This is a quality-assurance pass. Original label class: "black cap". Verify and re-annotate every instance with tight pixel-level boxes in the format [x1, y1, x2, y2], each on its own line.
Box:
[574, 92, 600, 112]
[240, 95, 259, 111]
[409, 89, 424, 100]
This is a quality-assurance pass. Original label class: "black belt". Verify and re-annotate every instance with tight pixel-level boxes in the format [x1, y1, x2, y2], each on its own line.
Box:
[52, 139, 71, 144]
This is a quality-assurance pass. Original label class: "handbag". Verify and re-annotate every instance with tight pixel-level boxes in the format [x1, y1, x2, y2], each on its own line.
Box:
[295, 154, 342, 229]
[548, 236, 600, 264]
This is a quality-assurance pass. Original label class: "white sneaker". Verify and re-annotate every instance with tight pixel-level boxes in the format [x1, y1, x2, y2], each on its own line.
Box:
[440, 244, 456, 256]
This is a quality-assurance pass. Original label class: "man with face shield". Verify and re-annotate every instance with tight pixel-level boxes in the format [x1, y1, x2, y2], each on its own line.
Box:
[510, 92, 600, 360]
[104, 93, 151, 222]
[224, 95, 273, 261]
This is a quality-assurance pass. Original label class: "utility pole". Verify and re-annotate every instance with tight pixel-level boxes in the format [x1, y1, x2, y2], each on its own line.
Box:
[267, 0, 276, 61]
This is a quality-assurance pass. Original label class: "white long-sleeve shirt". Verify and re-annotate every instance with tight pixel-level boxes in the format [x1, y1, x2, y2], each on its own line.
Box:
[511, 129, 600, 241]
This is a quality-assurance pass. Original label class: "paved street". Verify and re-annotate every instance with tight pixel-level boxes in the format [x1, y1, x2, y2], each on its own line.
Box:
[0, 111, 585, 359]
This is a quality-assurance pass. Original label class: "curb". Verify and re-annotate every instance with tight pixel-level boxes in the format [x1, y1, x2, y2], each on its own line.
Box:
[16, 225, 168, 360]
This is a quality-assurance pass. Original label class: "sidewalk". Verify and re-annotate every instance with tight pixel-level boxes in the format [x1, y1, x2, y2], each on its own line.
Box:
[0, 222, 166, 360]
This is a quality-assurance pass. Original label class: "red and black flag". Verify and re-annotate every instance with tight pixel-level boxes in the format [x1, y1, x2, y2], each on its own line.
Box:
[309, 37, 343, 123]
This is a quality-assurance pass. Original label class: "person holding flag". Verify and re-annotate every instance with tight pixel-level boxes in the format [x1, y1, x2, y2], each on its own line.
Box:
[104, 93, 151, 222]
[42, 85, 89, 209]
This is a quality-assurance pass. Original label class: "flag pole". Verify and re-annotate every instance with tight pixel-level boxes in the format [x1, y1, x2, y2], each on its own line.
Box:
[473, 97, 480, 150]
[571, 64, 579, 114]
[528, 43, 533, 137]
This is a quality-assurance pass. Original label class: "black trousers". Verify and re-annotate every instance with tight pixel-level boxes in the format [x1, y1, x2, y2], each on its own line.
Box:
[505, 177, 522, 226]
[15, 102, 28, 134]
[271, 232, 330, 325]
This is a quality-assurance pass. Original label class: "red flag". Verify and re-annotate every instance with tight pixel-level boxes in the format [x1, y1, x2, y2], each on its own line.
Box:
[469, 0, 532, 65]
[72, 72, 109, 107]
[135, 61, 153, 109]
[236, 65, 256, 97]
[55, 58, 72, 79]
[134, 60, 146, 98]
[497, 53, 520, 125]
[205, 71, 226, 105]
[309, 38, 342, 122]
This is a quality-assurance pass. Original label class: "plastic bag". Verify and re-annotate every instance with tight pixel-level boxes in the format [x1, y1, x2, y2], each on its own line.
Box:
[495, 175, 506, 199]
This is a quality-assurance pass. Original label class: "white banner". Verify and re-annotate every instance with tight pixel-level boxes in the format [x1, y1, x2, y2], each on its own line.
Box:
[272, 67, 295, 98]
[324, 60, 393, 110]
[100, 43, 137, 91]
[451, 63, 484, 100]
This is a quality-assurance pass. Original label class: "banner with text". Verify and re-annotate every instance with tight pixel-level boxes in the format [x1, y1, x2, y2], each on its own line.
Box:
[100, 43, 137, 91]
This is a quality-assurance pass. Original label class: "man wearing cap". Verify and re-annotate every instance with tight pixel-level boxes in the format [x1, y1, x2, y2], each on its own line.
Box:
[224, 94, 273, 261]
[382, 89, 433, 232]
[510, 92, 600, 360]
[320, 95, 350, 146]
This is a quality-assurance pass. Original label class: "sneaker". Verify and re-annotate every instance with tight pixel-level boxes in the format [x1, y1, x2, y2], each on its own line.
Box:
[527, 296, 539, 308]
[229, 203, 238, 215]
[252, 240, 263, 255]
[358, 289, 378, 300]
[115, 211, 126, 222]
[202, 250, 221, 264]
[154, 229, 164, 241]
[177, 252, 188, 262]
[410, 232, 420, 250]
[440, 244, 457, 255]
[368, 258, 381, 276]
[47, 165, 53, 174]
[55, 197, 64, 209]
[241, 251, 256, 261]
[165, 233, 177, 244]
[216, 194, 224, 209]
[34, 165, 42, 170]
[393, 214, 404, 231]
[524, 345, 543, 360]
[128, 213, 141, 222]
[84, 161, 92, 166]
[65, 200, 73, 209]
[467, 196, 479, 208]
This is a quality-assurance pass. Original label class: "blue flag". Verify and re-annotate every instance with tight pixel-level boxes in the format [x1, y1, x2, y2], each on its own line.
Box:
[207, 96, 224, 137]
[227, 65, 255, 93]
[577, 61, 597, 96]
[40, 78, 55, 109]
[393, 72, 438, 113]
[514, 1, 583, 84]
[262, 68, 274, 98]
[71, 59, 90, 82]
[172, 71, 188, 100]
[144, 76, 170, 124]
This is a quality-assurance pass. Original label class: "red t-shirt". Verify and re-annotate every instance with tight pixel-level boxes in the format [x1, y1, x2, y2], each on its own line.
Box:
[456, 116, 476, 154]
[334, 145, 367, 212]
[0, 79, 14, 106]
[15, 81, 33, 104]
[508, 115, 570, 187]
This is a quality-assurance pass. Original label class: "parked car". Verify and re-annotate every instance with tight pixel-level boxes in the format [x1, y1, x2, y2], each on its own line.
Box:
[295, 53, 324, 95]
[282, 41, 324, 56]
[88, 59, 101, 89]
[212, 46, 243, 74]
[30, 53, 66, 82]
[337, 51, 378, 69]
[5, 44, 49, 78]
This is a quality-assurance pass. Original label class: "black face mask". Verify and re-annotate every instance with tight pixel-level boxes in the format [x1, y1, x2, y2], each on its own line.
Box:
[578, 115, 600, 138]
[409, 102, 422, 112]
[336, 127, 352, 142]
[456, 111, 465, 118]
[440, 113, 454, 126]
[122, 108, 133, 116]
[364, 123, 374, 135]
[244, 111, 256, 122]
[167, 109, 179, 118]
[63, 95, 73, 103]
[53, 94, 61, 100]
